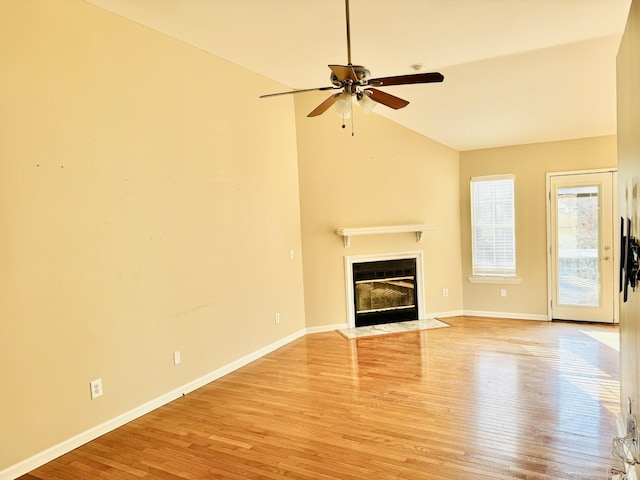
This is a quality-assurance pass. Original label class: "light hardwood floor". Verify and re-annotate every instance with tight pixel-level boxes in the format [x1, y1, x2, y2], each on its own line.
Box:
[20, 317, 621, 479]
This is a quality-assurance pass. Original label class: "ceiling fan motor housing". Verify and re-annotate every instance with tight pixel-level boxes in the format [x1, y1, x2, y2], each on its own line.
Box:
[330, 65, 372, 86]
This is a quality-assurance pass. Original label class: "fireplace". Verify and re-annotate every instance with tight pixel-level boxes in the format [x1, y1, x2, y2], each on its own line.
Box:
[344, 251, 425, 328]
[353, 258, 418, 327]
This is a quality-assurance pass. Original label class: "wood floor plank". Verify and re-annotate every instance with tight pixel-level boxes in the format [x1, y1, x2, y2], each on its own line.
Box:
[19, 317, 621, 479]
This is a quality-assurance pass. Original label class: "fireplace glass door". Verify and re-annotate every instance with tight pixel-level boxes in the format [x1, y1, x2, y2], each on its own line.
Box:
[353, 258, 418, 327]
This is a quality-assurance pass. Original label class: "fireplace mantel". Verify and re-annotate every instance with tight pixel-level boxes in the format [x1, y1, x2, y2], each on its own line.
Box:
[335, 224, 435, 247]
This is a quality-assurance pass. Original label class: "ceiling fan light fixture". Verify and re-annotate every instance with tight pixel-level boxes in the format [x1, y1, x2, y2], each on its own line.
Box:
[334, 92, 353, 116]
[357, 91, 377, 114]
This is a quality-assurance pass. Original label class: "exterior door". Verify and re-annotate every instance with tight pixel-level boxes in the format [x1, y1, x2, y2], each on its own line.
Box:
[548, 171, 616, 322]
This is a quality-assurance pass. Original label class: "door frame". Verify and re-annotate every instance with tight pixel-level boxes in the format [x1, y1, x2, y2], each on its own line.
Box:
[545, 168, 619, 323]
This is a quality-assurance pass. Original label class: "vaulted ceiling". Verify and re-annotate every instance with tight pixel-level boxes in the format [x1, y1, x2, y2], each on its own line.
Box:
[88, 0, 631, 151]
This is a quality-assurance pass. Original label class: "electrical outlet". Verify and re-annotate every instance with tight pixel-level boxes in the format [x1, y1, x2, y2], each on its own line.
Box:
[442, 288, 448, 297]
[275, 312, 280, 324]
[90, 378, 103, 399]
[289, 249, 295, 260]
[500, 288, 507, 297]
[173, 351, 181, 365]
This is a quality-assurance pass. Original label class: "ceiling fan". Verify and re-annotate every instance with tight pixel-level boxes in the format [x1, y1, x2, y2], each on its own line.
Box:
[259, 0, 444, 120]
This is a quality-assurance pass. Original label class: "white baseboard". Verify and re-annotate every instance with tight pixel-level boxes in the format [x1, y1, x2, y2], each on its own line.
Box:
[306, 323, 347, 334]
[0, 328, 307, 480]
[427, 310, 464, 319]
[463, 310, 549, 321]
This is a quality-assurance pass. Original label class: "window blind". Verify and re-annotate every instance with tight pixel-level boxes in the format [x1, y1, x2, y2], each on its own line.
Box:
[470, 175, 516, 277]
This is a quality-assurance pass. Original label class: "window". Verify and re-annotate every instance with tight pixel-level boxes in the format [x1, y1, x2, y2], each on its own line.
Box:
[470, 175, 516, 277]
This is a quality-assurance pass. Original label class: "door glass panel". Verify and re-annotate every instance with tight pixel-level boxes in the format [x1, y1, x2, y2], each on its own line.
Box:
[556, 185, 600, 307]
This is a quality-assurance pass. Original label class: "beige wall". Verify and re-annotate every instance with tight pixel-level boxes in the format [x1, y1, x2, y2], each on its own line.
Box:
[0, 0, 305, 471]
[617, 0, 640, 417]
[459, 136, 617, 317]
[295, 92, 463, 328]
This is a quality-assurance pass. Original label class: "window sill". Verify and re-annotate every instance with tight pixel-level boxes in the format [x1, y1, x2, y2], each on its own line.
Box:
[467, 276, 522, 285]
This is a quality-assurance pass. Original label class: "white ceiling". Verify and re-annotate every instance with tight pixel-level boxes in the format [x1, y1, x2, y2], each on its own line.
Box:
[88, 0, 631, 151]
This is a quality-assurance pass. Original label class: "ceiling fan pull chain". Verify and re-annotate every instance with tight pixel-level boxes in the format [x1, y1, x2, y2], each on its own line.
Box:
[351, 97, 355, 136]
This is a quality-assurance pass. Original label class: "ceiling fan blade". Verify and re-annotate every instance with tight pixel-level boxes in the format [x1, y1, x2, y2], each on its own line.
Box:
[260, 86, 336, 99]
[365, 88, 409, 110]
[308, 93, 342, 117]
[369, 72, 444, 87]
[329, 64, 358, 83]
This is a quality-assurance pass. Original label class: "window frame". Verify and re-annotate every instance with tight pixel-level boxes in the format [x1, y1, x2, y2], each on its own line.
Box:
[470, 174, 517, 280]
